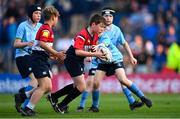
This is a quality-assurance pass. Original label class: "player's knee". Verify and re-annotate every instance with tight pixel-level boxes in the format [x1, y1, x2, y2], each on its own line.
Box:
[93, 81, 100, 90]
[47, 85, 52, 92]
[76, 84, 86, 92]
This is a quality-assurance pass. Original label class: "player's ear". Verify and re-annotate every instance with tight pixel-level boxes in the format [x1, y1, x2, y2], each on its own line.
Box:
[91, 22, 96, 28]
[91, 22, 95, 26]
[51, 16, 55, 21]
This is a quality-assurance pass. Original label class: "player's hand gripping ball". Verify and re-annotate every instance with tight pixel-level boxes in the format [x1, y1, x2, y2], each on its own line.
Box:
[97, 45, 112, 63]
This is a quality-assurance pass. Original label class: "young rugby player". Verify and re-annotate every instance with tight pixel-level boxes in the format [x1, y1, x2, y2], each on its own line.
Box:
[14, 4, 42, 113]
[77, 7, 144, 112]
[20, 6, 65, 116]
[91, 8, 152, 110]
[47, 14, 107, 114]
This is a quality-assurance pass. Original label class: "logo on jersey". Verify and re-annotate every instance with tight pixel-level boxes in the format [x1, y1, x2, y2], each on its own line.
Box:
[84, 45, 92, 52]
[42, 30, 49, 38]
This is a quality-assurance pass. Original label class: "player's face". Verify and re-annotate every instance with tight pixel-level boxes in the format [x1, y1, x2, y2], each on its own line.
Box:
[93, 22, 106, 35]
[32, 11, 41, 23]
[103, 14, 113, 26]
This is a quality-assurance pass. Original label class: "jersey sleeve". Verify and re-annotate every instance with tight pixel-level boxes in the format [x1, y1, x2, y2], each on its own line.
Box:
[15, 23, 24, 40]
[117, 28, 126, 45]
[39, 29, 50, 42]
[74, 35, 85, 50]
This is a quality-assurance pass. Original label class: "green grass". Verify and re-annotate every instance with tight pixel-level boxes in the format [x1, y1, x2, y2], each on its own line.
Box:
[0, 93, 180, 118]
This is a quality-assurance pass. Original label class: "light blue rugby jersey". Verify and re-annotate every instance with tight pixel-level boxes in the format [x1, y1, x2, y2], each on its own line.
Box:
[91, 24, 126, 67]
[15, 20, 42, 58]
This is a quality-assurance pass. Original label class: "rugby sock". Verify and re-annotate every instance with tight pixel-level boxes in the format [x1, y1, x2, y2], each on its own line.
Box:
[52, 83, 74, 99]
[58, 87, 82, 107]
[122, 88, 135, 105]
[26, 102, 35, 110]
[128, 83, 144, 98]
[20, 85, 34, 109]
[92, 90, 99, 108]
[80, 91, 89, 108]
[25, 85, 34, 98]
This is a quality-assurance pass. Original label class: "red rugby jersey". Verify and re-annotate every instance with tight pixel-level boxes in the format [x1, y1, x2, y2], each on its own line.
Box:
[34, 24, 54, 51]
[74, 28, 99, 51]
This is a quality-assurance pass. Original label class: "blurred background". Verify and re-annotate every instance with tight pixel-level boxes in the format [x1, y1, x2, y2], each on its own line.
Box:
[0, 0, 180, 93]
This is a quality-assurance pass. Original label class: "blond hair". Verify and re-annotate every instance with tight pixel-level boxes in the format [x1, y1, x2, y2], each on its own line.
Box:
[43, 6, 59, 20]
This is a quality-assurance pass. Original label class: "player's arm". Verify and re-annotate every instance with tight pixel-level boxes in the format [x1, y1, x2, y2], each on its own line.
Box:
[39, 41, 65, 60]
[39, 30, 65, 60]
[74, 35, 105, 58]
[75, 49, 104, 58]
[14, 38, 34, 48]
[122, 41, 137, 65]
[13, 23, 34, 48]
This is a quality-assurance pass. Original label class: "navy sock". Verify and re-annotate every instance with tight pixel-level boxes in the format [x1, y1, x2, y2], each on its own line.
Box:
[52, 83, 73, 99]
[59, 87, 82, 107]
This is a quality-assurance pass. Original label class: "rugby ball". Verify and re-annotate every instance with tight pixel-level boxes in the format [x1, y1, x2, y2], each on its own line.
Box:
[98, 46, 112, 63]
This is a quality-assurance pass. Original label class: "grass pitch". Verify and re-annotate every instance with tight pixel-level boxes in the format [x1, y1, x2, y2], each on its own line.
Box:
[0, 93, 180, 118]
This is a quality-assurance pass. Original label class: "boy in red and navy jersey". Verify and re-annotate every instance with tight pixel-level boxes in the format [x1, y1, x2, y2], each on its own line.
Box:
[35, 24, 54, 47]
[66, 28, 99, 62]
[20, 6, 65, 116]
[47, 14, 106, 113]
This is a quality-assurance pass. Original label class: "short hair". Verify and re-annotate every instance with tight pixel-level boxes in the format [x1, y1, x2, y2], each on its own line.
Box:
[89, 14, 106, 26]
[43, 6, 59, 20]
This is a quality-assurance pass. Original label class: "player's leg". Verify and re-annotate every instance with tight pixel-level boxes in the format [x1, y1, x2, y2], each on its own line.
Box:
[121, 84, 144, 110]
[14, 55, 38, 113]
[20, 76, 52, 116]
[89, 70, 106, 112]
[47, 83, 74, 105]
[77, 67, 96, 112]
[57, 74, 86, 114]
[115, 68, 152, 108]
[22, 73, 38, 109]
[77, 75, 94, 112]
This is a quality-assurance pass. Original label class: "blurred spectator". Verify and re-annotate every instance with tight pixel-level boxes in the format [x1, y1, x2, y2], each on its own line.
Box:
[145, 40, 154, 56]
[130, 34, 143, 57]
[130, 35, 147, 73]
[53, 0, 72, 36]
[165, 25, 177, 46]
[153, 44, 166, 72]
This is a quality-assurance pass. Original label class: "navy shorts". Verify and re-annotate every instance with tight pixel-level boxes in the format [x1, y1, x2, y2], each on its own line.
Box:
[88, 68, 97, 76]
[97, 62, 124, 76]
[64, 57, 84, 77]
[31, 51, 51, 79]
[16, 55, 33, 78]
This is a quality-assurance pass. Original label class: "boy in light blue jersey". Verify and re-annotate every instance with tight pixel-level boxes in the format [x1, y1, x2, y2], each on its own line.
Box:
[14, 4, 42, 113]
[77, 7, 151, 112]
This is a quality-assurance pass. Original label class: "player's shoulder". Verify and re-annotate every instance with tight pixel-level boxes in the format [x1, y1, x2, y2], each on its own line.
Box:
[39, 24, 51, 33]
[100, 32, 109, 40]
[78, 28, 87, 36]
[112, 24, 121, 31]
[37, 22, 42, 28]
[18, 20, 28, 28]
[40, 24, 49, 29]
[75, 28, 87, 39]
